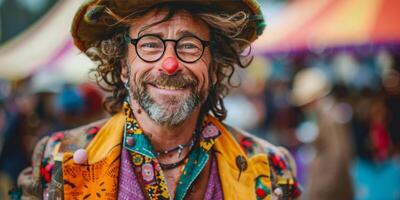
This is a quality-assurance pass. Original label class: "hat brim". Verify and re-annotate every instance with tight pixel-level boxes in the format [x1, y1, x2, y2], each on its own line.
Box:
[71, 0, 265, 52]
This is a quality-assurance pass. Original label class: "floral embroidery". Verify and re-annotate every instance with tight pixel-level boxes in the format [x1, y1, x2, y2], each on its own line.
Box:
[255, 176, 271, 200]
[198, 121, 220, 151]
[132, 154, 144, 165]
[287, 179, 301, 198]
[239, 136, 256, 155]
[85, 126, 99, 140]
[267, 150, 302, 199]
[40, 157, 53, 184]
[51, 132, 65, 142]
[123, 102, 143, 135]
[142, 163, 155, 183]
[39, 132, 65, 187]
[202, 124, 219, 139]
[268, 152, 287, 176]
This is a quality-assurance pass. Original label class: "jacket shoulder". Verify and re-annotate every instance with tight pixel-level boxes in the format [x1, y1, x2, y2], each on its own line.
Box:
[16, 118, 108, 199]
[55, 118, 108, 153]
[224, 124, 301, 198]
[224, 124, 296, 172]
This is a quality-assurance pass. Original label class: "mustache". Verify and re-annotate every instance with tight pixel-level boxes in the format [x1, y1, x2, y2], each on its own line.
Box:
[140, 73, 198, 89]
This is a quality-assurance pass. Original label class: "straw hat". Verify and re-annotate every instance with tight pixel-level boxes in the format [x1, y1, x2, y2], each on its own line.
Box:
[291, 68, 332, 107]
[71, 0, 265, 52]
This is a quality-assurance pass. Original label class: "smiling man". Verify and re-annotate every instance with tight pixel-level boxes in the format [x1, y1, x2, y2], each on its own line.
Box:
[15, 1, 301, 200]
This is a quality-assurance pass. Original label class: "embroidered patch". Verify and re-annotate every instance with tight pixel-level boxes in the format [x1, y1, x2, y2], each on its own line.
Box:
[62, 147, 121, 199]
[132, 154, 144, 166]
[201, 124, 220, 139]
[268, 152, 287, 175]
[255, 175, 271, 200]
[239, 137, 256, 155]
[50, 132, 65, 142]
[85, 126, 100, 140]
[153, 160, 162, 171]
[123, 102, 143, 134]
[142, 163, 155, 183]
[39, 157, 53, 184]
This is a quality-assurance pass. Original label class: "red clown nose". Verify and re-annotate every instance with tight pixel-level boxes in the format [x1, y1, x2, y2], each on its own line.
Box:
[162, 57, 179, 75]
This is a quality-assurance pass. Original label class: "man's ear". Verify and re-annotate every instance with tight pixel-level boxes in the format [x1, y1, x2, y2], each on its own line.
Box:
[120, 59, 129, 84]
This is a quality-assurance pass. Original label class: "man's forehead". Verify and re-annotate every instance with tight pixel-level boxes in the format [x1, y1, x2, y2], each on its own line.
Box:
[128, 9, 209, 38]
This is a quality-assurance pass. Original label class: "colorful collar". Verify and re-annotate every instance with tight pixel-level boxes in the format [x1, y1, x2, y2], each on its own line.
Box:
[121, 101, 221, 200]
[122, 102, 220, 155]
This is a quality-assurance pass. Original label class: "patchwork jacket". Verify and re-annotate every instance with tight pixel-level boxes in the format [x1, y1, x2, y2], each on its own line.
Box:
[15, 113, 301, 200]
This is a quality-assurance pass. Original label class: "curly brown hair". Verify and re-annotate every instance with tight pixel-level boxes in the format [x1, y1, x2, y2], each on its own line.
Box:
[86, 2, 253, 121]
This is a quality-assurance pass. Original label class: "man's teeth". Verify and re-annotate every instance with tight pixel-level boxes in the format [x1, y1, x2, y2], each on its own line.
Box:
[156, 85, 183, 90]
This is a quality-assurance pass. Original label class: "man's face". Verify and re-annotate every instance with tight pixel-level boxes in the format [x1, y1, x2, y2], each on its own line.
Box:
[122, 9, 212, 126]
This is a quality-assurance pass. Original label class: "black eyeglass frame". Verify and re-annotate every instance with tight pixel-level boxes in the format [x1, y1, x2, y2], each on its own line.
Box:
[124, 34, 211, 63]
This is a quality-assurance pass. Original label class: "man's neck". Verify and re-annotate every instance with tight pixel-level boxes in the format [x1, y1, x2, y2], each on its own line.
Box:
[130, 100, 201, 152]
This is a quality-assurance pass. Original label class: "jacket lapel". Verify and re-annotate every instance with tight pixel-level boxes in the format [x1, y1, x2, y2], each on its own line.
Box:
[209, 116, 272, 200]
[61, 113, 124, 199]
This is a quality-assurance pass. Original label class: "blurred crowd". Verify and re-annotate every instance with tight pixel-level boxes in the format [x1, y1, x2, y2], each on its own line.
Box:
[1, 50, 400, 199]
[224, 50, 400, 200]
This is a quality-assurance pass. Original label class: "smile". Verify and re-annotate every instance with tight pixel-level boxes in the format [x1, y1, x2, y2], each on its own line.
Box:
[153, 84, 185, 90]
[147, 84, 190, 95]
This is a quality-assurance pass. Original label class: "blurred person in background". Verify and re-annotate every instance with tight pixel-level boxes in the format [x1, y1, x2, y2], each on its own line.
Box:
[79, 83, 107, 123]
[350, 52, 400, 200]
[0, 80, 14, 199]
[0, 79, 37, 199]
[52, 84, 85, 131]
[0, 74, 64, 195]
[52, 83, 106, 131]
[384, 53, 400, 155]
[291, 68, 353, 200]
[13, 0, 301, 199]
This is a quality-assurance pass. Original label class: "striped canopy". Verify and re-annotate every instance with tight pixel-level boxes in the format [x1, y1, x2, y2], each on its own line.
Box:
[0, 1, 94, 82]
[254, 0, 400, 55]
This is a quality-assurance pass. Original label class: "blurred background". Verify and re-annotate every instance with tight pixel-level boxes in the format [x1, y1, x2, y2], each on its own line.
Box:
[0, 0, 399, 199]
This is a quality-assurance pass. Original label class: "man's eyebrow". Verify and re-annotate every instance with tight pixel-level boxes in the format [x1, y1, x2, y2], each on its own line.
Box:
[138, 30, 164, 38]
[137, 29, 204, 39]
[177, 30, 197, 37]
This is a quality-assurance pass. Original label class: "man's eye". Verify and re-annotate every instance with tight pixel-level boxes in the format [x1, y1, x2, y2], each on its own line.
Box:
[179, 43, 198, 49]
[141, 42, 159, 48]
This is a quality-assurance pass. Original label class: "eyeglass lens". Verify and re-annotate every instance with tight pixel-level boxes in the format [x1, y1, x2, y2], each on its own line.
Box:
[136, 35, 204, 63]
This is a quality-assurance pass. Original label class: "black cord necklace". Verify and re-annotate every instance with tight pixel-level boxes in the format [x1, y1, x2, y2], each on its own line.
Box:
[159, 152, 190, 170]
[154, 134, 196, 158]
[158, 133, 198, 170]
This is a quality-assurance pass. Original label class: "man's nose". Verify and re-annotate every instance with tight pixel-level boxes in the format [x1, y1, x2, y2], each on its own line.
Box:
[160, 44, 179, 75]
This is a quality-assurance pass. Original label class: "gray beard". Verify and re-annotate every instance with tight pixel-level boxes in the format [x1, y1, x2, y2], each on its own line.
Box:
[133, 88, 201, 127]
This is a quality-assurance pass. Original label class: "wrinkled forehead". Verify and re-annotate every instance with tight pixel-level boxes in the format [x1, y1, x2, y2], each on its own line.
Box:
[128, 8, 210, 39]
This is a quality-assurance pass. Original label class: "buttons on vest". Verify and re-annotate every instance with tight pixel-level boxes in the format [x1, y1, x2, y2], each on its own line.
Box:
[73, 149, 88, 164]
[236, 155, 248, 180]
[236, 155, 248, 171]
[274, 187, 283, 197]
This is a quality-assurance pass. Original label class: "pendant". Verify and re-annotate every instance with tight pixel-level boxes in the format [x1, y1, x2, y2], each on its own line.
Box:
[177, 145, 184, 158]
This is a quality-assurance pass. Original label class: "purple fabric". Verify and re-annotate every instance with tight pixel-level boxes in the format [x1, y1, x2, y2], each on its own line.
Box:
[117, 148, 145, 200]
[117, 148, 223, 199]
[203, 156, 224, 200]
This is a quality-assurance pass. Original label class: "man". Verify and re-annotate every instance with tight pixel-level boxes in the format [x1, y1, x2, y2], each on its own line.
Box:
[291, 68, 353, 200]
[15, 1, 301, 199]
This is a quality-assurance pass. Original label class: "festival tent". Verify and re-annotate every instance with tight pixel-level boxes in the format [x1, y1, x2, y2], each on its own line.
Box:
[0, 1, 94, 82]
[253, 0, 400, 55]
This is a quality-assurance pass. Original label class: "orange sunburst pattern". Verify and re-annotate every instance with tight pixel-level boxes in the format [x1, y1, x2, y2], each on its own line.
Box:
[62, 146, 121, 200]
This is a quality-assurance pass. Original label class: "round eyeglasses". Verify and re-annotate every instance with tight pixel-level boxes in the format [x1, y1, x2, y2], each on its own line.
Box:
[125, 34, 210, 63]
